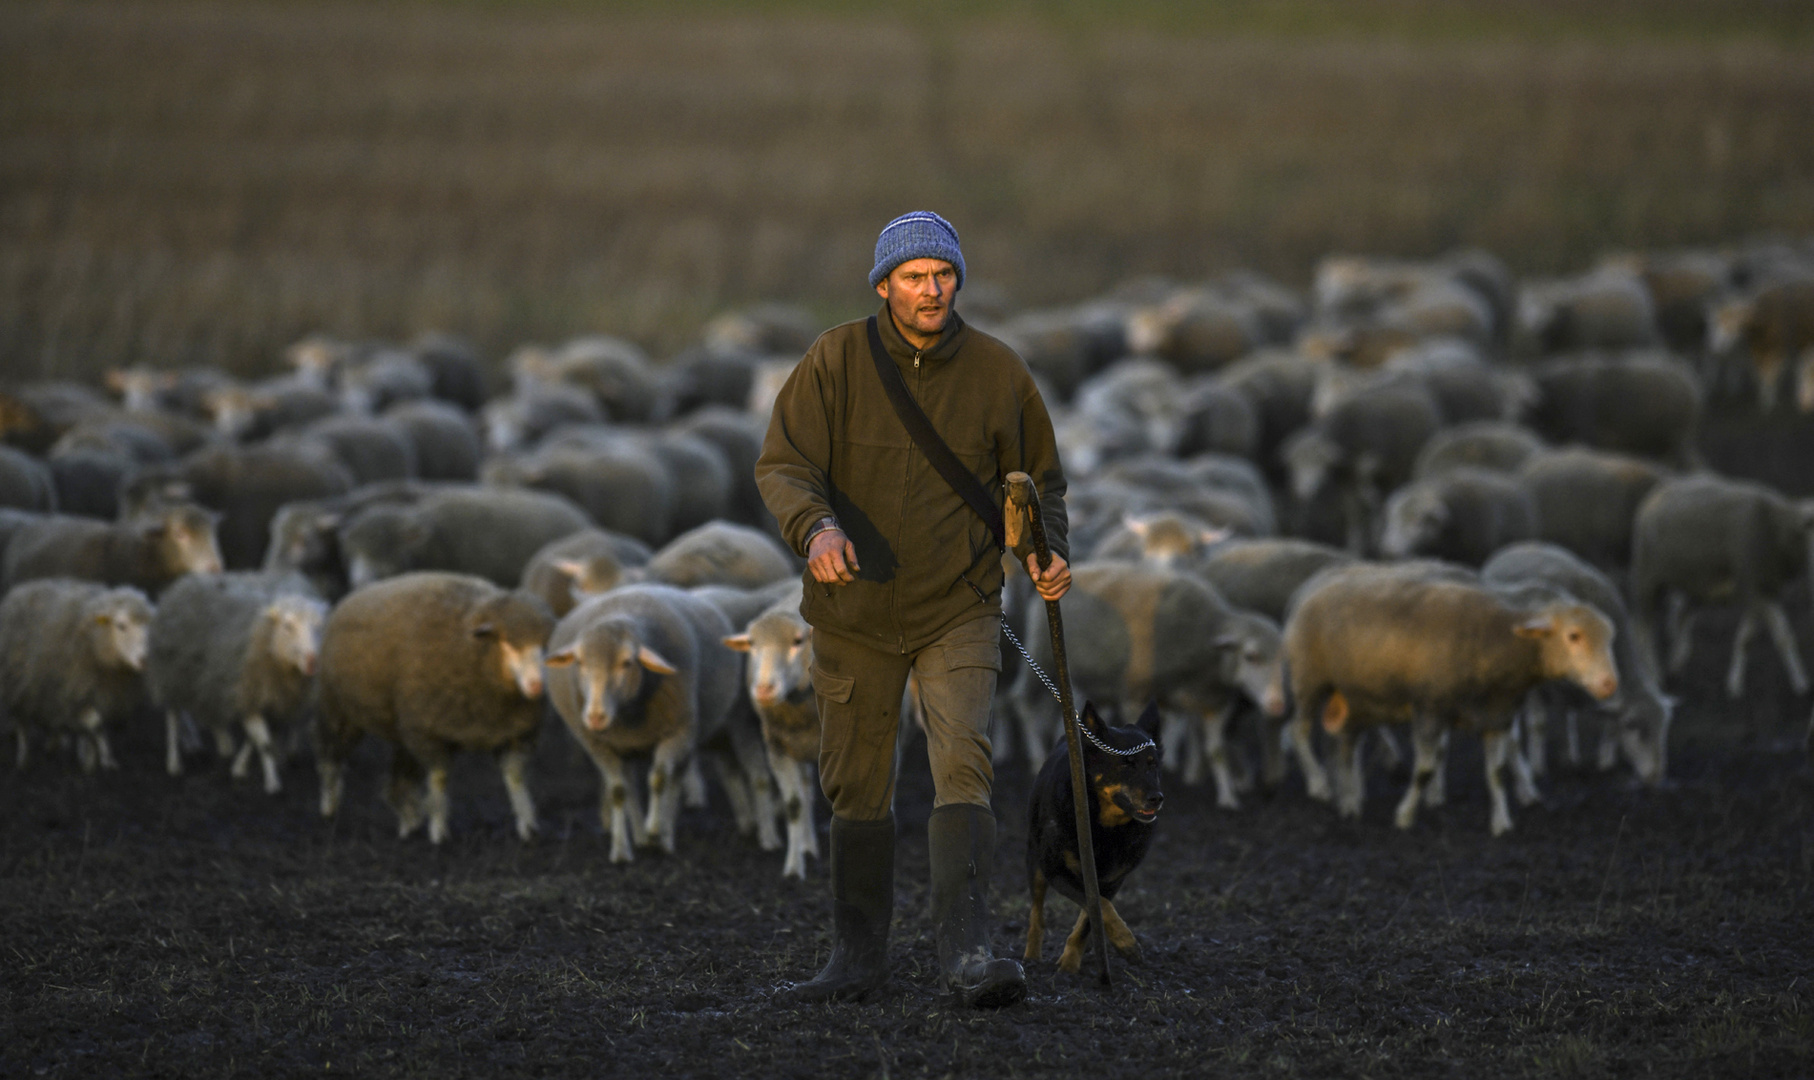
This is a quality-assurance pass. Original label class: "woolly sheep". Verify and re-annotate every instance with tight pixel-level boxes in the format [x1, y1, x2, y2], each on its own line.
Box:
[638, 521, 796, 590]
[314, 572, 554, 843]
[147, 571, 327, 793]
[336, 485, 591, 590]
[3, 502, 222, 595]
[519, 528, 654, 617]
[0, 579, 153, 772]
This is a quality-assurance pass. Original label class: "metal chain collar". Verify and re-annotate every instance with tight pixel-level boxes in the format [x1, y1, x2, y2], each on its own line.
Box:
[998, 617, 1157, 759]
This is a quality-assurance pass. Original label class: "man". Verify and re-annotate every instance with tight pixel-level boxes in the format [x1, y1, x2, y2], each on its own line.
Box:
[756, 211, 1070, 1007]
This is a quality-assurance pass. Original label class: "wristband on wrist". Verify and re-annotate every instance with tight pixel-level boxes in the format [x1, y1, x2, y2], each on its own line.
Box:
[804, 516, 842, 547]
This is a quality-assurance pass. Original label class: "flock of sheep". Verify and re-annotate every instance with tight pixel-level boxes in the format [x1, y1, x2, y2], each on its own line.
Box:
[2, 235, 1812, 878]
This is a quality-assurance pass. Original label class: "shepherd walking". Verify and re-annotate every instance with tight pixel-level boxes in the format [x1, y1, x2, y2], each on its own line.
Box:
[756, 211, 1072, 1006]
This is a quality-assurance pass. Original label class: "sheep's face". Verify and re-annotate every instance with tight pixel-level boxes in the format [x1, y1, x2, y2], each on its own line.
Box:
[551, 556, 625, 605]
[267, 597, 327, 677]
[1707, 297, 1752, 356]
[286, 338, 342, 390]
[1283, 430, 1340, 500]
[339, 509, 426, 589]
[1122, 513, 1226, 571]
[546, 622, 676, 732]
[94, 594, 152, 673]
[1217, 616, 1287, 718]
[1518, 601, 1618, 701]
[725, 614, 812, 709]
[147, 509, 224, 577]
[1378, 486, 1446, 559]
[468, 594, 555, 700]
[202, 387, 260, 439]
[481, 401, 526, 454]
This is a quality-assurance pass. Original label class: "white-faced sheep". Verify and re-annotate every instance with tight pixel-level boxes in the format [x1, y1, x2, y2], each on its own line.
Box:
[723, 582, 820, 879]
[1, 580, 153, 772]
[147, 571, 327, 793]
[519, 528, 655, 618]
[3, 502, 222, 595]
[314, 572, 555, 844]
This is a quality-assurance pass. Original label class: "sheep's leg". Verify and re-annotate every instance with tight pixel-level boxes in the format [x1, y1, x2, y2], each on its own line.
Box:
[497, 743, 538, 842]
[14, 727, 28, 770]
[1333, 731, 1363, 819]
[1394, 719, 1443, 830]
[1166, 707, 1202, 785]
[1596, 712, 1621, 772]
[709, 750, 756, 835]
[769, 745, 812, 880]
[1667, 609, 1698, 676]
[681, 756, 708, 810]
[1726, 603, 1760, 699]
[313, 723, 356, 819]
[1201, 704, 1241, 810]
[645, 738, 689, 854]
[384, 750, 427, 840]
[1511, 730, 1542, 807]
[230, 738, 256, 780]
[179, 711, 204, 754]
[213, 726, 237, 759]
[423, 762, 453, 845]
[1261, 713, 1287, 789]
[1762, 600, 1810, 694]
[76, 736, 98, 774]
[1291, 710, 1331, 802]
[1521, 692, 1550, 777]
[242, 714, 282, 794]
[1371, 726, 1404, 773]
[1024, 869, 1047, 961]
[165, 709, 185, 777]
[727, 723, 781, 853]
[1422, 729, 1450, 808]
[78, 708, 117, 771]
[1482, 729, 1515, 837]
[589, 748, 637, 864]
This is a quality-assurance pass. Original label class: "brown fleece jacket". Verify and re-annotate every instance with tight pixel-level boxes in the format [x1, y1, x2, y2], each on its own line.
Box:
[756, 303, 1068, 654]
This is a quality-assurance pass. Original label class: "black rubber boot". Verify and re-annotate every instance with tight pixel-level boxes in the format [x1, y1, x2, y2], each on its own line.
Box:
[782, 815, 894, 1004]
[928, 803, 1027, 1008]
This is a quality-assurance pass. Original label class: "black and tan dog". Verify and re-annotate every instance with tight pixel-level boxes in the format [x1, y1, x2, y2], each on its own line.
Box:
[1025, 701, 1164, 973]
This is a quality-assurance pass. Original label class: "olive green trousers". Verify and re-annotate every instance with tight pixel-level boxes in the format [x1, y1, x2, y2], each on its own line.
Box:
[811, 615, 1001, 822]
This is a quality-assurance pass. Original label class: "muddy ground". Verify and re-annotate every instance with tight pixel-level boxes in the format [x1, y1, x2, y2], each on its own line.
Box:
[4, 409, 1814, 1079]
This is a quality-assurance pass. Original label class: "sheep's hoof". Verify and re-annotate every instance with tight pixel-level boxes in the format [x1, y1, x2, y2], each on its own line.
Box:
[609, 845, 634, 865]
[1490, 815, 1514, 838]
[516, 820, 539, 843]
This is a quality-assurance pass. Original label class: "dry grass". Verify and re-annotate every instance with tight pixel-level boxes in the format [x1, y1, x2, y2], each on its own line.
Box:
[3, 0, 1813, 379]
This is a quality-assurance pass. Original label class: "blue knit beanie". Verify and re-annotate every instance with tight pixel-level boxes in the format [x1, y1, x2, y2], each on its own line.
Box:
[869, 211, 965, 291]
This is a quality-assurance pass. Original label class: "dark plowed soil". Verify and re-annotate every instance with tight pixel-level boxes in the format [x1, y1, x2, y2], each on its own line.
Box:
[5, 415, 1813, 1079]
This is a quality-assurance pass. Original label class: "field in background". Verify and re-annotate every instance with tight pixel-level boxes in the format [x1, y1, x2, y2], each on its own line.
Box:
[3, 0, 1814, 379]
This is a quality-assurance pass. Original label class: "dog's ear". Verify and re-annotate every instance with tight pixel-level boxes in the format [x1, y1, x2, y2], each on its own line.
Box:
[1136, 701, 1163, 739]
[1080, 701, 1106, 736]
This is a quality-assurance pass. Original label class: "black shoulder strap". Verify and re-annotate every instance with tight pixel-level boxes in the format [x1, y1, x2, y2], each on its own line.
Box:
[866, 316, 1004, 550]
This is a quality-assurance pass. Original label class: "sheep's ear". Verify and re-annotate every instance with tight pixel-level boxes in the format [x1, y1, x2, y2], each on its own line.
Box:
[93, 614, 112, 626]
[636, 646, 678, 675]
[722, 634, 752, 652]
[1513, 616, 1555, 640]
[551, 558, 590, 581]
[1121, 514, 1150, 538]
[471, 623, 497, 639]
[138, 520, 169, 539]
[1212, 634, 1242, 652]
[544, 648, 578, 667]
[104, 369, 128, 392]
[1200, 526, 1231, 545]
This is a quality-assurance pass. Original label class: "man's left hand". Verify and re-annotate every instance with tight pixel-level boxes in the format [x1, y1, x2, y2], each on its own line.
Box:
[1025, 552, 1071, 602]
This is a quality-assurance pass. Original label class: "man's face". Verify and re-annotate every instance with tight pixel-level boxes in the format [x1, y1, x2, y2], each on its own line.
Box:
[876, 258, 958, 343]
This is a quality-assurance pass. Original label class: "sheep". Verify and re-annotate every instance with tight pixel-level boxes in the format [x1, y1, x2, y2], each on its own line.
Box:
[664, 345, 764, 417]
[1087, 510, 1229, 569]
[3, 501, 222, 595]
[1629, 474, 1814, 700]
[104, 364, 236, 421]
[481, 436, 671, 548]
[512, 336, 664, 424]
[1482, 542, 1672, 786]
[1377, 468, 1540, 567]
[1098, 456, 1276, 538]
[1125, 286, 1263, 373]
[1602, 250, 1731, 355]
[0, 381, 114, 454]
[1527, 352, 1701, 467]
[519, 528, 654, 617]
[0, 445, 57, 512]
[314, 572, 554, 843]
[262, 481, 430, 600]
[1215, 349, 1320, 481]
[702, 303, 821, 358]
[147, 571, 326, 793]
[1708, 277, 1814, 412]
[46, 448, 135, 520]
[1518, 446, 1668, 576]
[336, 348, 434, 416]
[408, 332, 490, 413]
[672, 406, 777, 534]
[0, 579, 153, 772]
[1283, 560, 1618, 835]
[544, 584, 745, 862]
[200, 378, 339, 442]
[137, 439, 356, 570]
[1281, 380, 1443, 553]
[291, 414, 419, 486]
[1413, 420, 1545, 480]
[336, 485, 592, 590]
[1073, 359, 1189, 457]
[1174, 378, 1262, 460]
[1007, 561, 1287, 810]
[721, 583, 819, 879]
[624, 430, 734, 540]
[380, 399, 482, 482]
[1515, 267, 1659, 355]
[638, 521, 796, 590]
[480, 381, 604, 453]
[1191, 538, 1357, 626]
[994, 304, 1128, 401]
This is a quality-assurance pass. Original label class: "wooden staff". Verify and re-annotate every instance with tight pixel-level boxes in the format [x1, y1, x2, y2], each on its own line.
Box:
[1004, 470, 1112, 987]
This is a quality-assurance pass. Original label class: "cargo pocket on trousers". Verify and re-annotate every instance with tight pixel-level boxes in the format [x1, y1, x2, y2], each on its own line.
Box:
[813, 669, 856, 705]
[942, 643, 1003, 673]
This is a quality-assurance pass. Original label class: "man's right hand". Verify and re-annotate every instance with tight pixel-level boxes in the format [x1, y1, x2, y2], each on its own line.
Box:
[808, 528, 860, 585]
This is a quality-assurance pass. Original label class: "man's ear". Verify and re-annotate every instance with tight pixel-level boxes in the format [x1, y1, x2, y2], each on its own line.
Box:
[875, 279, 889, 301]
